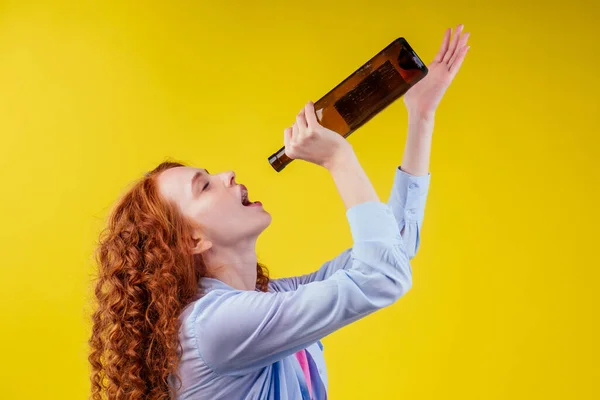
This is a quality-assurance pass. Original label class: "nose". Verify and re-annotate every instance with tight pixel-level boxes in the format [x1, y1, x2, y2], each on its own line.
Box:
[225, 171, 236, 186]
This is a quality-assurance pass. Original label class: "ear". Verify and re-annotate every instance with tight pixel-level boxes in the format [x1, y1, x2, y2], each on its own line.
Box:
[192, 237, 212, 255]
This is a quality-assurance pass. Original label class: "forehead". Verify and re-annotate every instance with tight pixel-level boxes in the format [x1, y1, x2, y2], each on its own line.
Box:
[157, 166, 200, 203]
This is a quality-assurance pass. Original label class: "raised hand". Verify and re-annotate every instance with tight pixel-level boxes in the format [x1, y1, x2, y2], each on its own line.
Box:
[404, 24, 471, 118]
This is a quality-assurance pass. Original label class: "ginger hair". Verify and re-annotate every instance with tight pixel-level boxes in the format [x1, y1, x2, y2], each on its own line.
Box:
[88, 160, 269, 399]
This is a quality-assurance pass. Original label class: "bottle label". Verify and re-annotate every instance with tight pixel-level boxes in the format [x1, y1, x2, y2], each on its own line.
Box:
[334, 61, 407, 132]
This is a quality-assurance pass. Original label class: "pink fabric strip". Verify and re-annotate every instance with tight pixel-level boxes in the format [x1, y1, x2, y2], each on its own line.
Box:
[295, 349, 313, 398]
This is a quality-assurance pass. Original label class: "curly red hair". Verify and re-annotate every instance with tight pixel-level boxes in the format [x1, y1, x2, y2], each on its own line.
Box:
[88, 160, 270, 399]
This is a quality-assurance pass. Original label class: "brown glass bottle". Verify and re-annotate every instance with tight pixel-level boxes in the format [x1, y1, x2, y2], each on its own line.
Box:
[268, 37, 428, 172]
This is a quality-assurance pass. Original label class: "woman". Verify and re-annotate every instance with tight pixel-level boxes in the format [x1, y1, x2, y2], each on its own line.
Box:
[89, 25, 470, 400]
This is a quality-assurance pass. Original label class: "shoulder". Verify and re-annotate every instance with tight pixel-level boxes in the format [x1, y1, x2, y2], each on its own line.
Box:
[181, 288, 273, 330]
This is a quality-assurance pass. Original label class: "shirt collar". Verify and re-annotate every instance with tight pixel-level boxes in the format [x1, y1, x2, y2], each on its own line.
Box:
[198, 277, 263, 293]
[198, 277, 235, 292]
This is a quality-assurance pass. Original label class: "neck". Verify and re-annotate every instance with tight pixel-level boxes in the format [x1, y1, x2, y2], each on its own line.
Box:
[202, 238, 258, 291]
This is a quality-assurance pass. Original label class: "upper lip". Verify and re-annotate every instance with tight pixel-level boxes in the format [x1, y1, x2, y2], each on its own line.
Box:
[239, 184, 249, 203]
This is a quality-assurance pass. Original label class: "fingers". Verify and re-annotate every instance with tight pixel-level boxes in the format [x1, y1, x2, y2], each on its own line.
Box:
[448, 31, 470, 67]
[283, 127, 292, 147]
[433, 28, 451, 63]
[449, 45, 469, 76]
[304, 101, 319, 129]
[442, 24, 464, 64]
[285, 102, 318, 157]
[296, 109, 308, 132]
[283, 127, 294, 158]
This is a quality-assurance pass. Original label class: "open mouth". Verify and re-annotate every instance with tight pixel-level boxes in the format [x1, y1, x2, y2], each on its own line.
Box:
[241, 189, 251, 206]
[240, 185, 252, 206]
[240, 184, 262, 207]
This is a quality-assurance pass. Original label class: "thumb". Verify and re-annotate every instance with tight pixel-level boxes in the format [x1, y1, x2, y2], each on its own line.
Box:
[283, 127, 293, 155]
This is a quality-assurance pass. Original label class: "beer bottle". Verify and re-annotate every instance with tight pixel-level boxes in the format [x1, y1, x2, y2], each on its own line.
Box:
[268, 37, 428, 172]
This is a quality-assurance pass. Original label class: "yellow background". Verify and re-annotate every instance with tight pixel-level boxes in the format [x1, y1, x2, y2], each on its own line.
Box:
[1, 0, 598, 399]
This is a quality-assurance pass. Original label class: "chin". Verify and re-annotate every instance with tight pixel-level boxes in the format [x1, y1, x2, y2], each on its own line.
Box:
[258, 213, 272, 233]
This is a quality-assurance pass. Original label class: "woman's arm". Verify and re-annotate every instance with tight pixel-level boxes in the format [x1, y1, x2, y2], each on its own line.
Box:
[193, 153, 412, 376]
[400, 114, 434, 176]
[268, 165, 430, 292]
[327, 144, 380, 208]
[268, 23, 470, 291]
[194, 201, 411, 376]
[269, 113, 434, 292]
[388, 113, 434, 243]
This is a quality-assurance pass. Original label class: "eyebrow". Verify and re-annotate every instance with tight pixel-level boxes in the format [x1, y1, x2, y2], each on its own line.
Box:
[190, 169, 209, 197]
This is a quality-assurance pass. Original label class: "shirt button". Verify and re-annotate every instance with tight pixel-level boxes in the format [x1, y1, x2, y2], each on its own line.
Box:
[409, 183, 418, 190]
[408, 209, 416, 215]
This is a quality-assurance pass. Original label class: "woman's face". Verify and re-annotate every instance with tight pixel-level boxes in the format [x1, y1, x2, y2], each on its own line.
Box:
[157, 166, 271, 252]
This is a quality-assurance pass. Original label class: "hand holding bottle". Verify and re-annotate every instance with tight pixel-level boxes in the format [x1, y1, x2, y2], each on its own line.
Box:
[269, 37, 427, 172]
[284, 101, 379, 209]
[283, 101, 353, 171]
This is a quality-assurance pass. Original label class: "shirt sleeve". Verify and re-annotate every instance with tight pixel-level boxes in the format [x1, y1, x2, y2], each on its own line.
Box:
[193, 201, 412, 376]
[268, 166, 431, 293]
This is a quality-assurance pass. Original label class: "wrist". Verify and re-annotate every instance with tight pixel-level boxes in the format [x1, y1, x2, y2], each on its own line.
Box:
[324, 143, 356, 172]
[407, 109, 436, 122]
[407, 112, 435, 139]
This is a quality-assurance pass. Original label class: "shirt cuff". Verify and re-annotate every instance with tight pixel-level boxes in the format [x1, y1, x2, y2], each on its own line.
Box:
[346, 201, 402, 244]
[396, 166, 431, 187]
[392, 166, 431, 222]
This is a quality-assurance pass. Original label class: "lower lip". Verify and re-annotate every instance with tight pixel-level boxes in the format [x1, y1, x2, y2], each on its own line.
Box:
[248, 201, 262, 207]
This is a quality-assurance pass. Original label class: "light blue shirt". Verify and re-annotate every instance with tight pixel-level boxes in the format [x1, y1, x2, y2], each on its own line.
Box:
[170, 167, 431, 399]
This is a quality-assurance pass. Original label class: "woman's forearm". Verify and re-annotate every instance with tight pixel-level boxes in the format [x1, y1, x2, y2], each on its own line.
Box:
[327, 148, 380, 210]
[400, 112, 435, 176]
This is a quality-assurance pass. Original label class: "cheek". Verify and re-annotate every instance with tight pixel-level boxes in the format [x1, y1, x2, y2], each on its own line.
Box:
[197, 198, 241, 232]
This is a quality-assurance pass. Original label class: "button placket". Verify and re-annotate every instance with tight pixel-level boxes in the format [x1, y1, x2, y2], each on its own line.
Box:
[405, 183, 417, 220]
